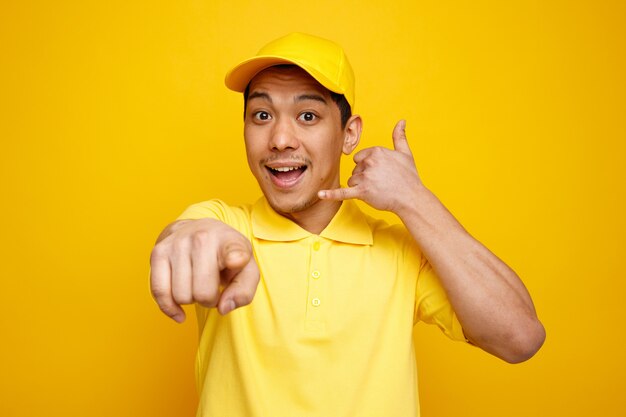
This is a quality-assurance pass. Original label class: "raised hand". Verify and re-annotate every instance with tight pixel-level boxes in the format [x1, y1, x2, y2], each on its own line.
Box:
[318, 120, 423, 214]
[150, 218, 260, 322]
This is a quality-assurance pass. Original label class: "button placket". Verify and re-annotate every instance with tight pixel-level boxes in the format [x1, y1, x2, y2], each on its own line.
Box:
[306, 238, 324, 323]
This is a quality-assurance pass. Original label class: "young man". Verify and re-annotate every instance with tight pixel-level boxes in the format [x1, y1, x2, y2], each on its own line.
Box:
[150, 33, 545, 417]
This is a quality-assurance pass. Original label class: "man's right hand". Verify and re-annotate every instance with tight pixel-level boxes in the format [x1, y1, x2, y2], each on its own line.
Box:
[149, 218, 260, 323]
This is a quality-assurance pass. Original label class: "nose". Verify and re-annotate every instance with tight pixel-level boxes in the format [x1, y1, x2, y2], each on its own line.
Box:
[269, 118, 299, 152]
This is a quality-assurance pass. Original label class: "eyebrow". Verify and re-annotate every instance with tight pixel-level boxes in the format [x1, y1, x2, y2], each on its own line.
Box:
[247, 91, 272, 103]
[247, 91, 328, 105]
[295, 94, 327, 104]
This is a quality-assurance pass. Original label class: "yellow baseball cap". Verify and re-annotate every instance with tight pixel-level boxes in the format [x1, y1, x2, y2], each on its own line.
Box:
[224, 32, 355, 109]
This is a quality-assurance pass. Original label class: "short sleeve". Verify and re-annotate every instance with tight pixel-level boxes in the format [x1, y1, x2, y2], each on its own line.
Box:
[414, 255, 468, 343]
[175, 199, 253, 237]
[177, 199, 233, 221]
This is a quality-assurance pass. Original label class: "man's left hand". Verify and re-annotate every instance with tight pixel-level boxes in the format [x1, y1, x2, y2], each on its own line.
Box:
[318, 119, 423, 214]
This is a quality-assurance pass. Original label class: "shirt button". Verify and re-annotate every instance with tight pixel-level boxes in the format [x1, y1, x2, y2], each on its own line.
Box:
[311, 270, 320, 279]
[311, 298, 321, 307]
[313, 241, 321, 251]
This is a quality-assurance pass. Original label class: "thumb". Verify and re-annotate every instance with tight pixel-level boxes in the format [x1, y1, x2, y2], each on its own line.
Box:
[392, 119, 412, 155]
[218, 254, 259, 315]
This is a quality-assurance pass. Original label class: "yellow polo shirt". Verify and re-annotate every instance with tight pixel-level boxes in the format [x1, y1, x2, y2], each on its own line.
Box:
[178, 198, 466, 417]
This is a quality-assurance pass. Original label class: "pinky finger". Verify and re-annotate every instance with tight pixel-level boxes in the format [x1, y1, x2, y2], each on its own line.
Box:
[150, 255, 186, 323]
[318, 187, 360, 201]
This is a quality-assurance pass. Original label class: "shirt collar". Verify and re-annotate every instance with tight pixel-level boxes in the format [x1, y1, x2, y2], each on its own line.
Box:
[251, 197, 373, 245]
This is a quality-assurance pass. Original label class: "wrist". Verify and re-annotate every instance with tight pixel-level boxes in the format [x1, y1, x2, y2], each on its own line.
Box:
[394, 183, 432, 219]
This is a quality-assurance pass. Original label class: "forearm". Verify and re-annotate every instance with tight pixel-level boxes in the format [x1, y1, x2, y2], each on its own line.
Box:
[317, 119, 545, 361]
[397, 185, 545, 363]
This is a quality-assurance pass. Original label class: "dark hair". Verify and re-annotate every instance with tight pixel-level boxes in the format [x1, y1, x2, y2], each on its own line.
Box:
[328, 91, 352, 129]
[242, 66, 352, 128]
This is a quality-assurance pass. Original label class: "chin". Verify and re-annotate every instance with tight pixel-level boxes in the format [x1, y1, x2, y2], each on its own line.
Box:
[265, 191, 318, 215]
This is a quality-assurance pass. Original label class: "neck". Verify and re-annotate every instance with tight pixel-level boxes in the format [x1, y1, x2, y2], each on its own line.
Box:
[280, 199, 342, 234]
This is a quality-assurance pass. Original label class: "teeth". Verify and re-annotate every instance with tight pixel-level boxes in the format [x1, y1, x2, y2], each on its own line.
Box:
[272, 166, 301, 172]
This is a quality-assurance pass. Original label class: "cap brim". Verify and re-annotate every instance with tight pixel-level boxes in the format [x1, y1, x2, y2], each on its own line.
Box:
[224, 55, 345, 98]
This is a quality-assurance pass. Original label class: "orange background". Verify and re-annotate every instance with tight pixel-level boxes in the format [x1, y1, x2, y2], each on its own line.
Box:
[1, 1, 625, 416]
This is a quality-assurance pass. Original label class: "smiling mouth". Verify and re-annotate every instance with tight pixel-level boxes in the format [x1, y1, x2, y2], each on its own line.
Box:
[265, 164, 308, 187]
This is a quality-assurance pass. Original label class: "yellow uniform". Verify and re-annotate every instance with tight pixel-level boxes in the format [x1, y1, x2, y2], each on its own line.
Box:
[179, 197, 467, 417]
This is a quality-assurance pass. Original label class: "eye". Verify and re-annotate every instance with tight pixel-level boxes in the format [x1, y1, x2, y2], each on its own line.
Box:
[298, 112, 317, 123]
[253, 111, 272, 121]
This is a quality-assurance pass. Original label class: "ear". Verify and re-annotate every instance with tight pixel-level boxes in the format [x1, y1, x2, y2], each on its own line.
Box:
[342, 115, 363, 155]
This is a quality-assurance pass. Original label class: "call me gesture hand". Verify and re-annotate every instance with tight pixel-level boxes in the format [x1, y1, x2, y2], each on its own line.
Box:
[318, 119, 421, 215]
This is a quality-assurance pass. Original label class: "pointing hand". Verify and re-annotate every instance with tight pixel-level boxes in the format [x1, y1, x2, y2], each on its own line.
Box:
[150, 219, 259, 322]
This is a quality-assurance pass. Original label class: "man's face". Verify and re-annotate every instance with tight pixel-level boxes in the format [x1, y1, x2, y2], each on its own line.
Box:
[244, 66, 352, 220]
